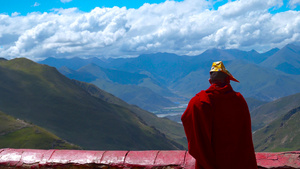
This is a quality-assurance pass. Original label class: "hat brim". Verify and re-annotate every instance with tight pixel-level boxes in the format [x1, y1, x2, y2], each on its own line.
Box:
[210, 69, 240, 83]
[229, 76, 240, 83]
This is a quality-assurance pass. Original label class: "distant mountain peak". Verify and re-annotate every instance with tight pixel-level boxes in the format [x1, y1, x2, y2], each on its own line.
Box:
[263, 48, 280, 56]
[249, 49, 259, 54]
[260, 43, 300, 74]
[0, 58, 8, 61]
[58, 66, 76, 74]
[283, 43, 300, 54]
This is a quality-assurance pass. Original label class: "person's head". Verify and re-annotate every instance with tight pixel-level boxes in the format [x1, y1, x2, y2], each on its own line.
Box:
[209, 61, 239, 86]
[209, 71, 230, 86]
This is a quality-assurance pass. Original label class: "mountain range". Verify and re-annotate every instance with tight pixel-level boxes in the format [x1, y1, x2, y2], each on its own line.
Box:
[40, 44, 300, 111]
[261, 44, 300, 74]
[2, 43, 297, 151]
[59, 64, 177, 111]
[0, 58, 185, 150]
[38, 43, 300, 151]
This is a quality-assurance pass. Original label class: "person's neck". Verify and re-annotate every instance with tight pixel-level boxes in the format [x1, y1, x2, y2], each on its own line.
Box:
[213, 82, 229, 88]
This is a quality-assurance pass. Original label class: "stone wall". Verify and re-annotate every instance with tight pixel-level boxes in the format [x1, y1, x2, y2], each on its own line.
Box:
[0, 149, 299, 168]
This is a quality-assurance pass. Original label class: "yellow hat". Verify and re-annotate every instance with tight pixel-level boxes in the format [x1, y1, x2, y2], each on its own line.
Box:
[210, 61, 239, 82]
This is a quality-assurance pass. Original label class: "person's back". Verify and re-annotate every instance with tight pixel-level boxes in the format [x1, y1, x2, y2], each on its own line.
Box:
[206, 84, 256, 168]
[181, 61, 257, 169]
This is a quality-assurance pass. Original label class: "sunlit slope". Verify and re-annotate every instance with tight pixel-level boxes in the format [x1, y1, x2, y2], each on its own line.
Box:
[0, 111, 80, 149]
[251, 92, 300, 131]
[253, 106, 300, 152]
[0, 58, 183, 150]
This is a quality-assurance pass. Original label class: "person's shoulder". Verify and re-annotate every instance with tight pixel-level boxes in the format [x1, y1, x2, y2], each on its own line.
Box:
[235, 92, 245, 99]
[196, 90, 207, 97]
[234, 92, 248, 104]
[192, 90, 211, 104]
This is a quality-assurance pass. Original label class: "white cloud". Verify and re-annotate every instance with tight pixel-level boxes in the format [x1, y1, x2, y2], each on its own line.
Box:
[11, 12, 20, 17]
[218, 0, 282, 17]
[60, 0, 72, 3]
[34, 2, 40, 7]
[289, 0, 300, 8]
[0, 0, 300, 60]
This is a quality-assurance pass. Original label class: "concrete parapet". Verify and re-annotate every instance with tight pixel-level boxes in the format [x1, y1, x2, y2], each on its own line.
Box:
[0, 149, 299, 168]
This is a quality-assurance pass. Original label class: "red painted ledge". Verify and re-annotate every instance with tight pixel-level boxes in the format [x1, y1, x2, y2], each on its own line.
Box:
[0, 149, 299, 168]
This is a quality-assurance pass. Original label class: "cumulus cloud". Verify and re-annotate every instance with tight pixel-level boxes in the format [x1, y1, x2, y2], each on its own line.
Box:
[289, 0, 300, 8]
[11, 12, 20, 17]
[60, 0, 72, 3]
[0, 0, 300, 60]
[33, 2, 40, 7]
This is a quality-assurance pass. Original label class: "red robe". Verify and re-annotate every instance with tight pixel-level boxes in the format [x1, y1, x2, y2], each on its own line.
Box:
[181, 84, 257, 169]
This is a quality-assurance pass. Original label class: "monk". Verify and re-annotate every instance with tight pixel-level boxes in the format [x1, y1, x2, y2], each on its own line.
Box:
[181, 61, 257, 169]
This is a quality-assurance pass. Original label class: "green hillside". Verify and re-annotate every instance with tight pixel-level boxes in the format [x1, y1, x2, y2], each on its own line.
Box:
[253, 106, 300, 152]
[73, 80, 187, 149]
[0, 111, 80, 149]
[251, 92, 300, 131]
[0, 58, 184, 150]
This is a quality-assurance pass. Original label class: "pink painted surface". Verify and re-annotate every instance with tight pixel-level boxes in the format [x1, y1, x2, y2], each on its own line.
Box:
[0, 148, 23, 167]
[47, 150, 105, 165]
[100, 151, 128, 167]
[154, 150, 186, 166]
[256, 151, 300, 169]
[184, 151, 197, 169]
[0, 149, 299, 168]
[124, 150, 158, 167]
[18, 149, 50, 168]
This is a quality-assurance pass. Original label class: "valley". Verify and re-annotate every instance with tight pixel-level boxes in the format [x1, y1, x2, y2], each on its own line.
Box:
[40, 43, 300, 122]
[154, 104, 187, 119]
[40, 44, 300, 108]
[39, 43, 300, 152]
[0, 43, 299, 152]
[0, 58, 186, 150]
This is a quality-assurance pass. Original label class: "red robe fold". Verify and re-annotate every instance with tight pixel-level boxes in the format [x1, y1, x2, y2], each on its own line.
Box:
[181, 84, 257, 169]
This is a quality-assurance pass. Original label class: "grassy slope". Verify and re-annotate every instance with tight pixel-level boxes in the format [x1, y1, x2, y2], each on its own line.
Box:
[251, 92, 300, 131]
[0, 58, 183, 150]
[0, 111, 80, 149]
[73, 80, 187, 149]
[253, 107, 300, 152]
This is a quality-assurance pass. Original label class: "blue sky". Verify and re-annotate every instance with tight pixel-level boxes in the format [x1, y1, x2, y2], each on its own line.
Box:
[0, 0, 300, 60]
[1, 0, 299, 16]
[2, 0, 186, 15]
